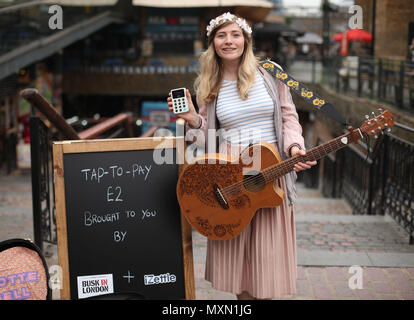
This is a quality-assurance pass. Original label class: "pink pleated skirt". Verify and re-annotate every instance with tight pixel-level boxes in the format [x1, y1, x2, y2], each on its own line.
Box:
[204, 142, 297, 299]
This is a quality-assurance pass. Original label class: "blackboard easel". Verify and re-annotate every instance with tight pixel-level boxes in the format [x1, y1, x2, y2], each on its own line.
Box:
[53, 136, 194, 300]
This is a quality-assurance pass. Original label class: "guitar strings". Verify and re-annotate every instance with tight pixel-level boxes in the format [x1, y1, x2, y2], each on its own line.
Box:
[218, 137, 346, 197]
[219, 149, 312, 196]
[217, 150, 296, 196]
[220, 157, 296, 196]
[219, 161, 286, 196]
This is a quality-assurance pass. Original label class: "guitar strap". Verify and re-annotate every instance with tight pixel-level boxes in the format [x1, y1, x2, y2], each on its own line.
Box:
[259, 60, 347, 126]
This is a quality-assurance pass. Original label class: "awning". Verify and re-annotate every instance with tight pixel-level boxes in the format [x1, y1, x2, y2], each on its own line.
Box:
[253, 22, 302, 37]
[43, 0, 117, 5]
[333, 29, 372, 43]
[132, 0, 274, 8]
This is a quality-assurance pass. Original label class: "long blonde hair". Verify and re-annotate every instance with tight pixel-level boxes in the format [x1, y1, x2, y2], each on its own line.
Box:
[194, 20, 258, 104]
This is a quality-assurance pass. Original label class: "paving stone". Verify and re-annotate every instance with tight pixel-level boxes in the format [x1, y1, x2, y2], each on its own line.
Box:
[385, 268, 410, 279]
[296, 279, 312, 296]
[194, 263, 204, 278]
[357, 289, 378, 300]
[333, 284, 358, 298]
[364, 268, 389, 281]
[326, 267, 348, 281]
[401, 293, 414, 300]
[312, 285, 334, 299]
[377, 294, 402, 300]
[393, 279, 414, 293]
[367, 252, 414, 267]
[371, 281, 397, 294]
[297, 266, 307, 280]
[307, 272, 328, 284]
[407, 269, 414, 279]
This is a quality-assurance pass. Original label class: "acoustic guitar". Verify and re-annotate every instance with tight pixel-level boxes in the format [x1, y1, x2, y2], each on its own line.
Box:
[177, 110, 395, 240]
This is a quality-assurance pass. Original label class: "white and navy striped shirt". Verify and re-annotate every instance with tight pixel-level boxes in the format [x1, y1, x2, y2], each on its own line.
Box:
[216, 71, 277, 146]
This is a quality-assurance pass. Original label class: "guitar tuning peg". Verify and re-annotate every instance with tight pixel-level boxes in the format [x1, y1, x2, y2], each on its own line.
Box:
[378, 107, 383, 113]
[374, 135, 378, 139]
[365, 114, 370, 120]
[387, 128, 392, 133]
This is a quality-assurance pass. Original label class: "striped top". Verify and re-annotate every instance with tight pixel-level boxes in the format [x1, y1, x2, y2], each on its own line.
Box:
[216, 71, 277, 146]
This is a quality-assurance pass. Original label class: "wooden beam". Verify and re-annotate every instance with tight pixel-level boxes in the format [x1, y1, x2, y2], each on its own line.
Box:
[20, 88, 80, 140]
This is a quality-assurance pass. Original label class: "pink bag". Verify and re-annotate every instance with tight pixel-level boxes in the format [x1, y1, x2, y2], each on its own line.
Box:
[0, 239, 50, 300]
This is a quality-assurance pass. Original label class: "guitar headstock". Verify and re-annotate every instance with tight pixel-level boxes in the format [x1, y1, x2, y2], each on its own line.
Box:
[360, 109, 395, 138]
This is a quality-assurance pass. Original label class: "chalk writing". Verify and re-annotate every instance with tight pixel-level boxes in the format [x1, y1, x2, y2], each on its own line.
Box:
[142, 209, 157, 220]
[84, 211, 120, 227]
[107, 186, 123, 202]
[83, 209, 162, 228]
[114, 230, 127, 242]
[126, 210, 136, 218]
[80, 164, 152, 183]
[122, 271, 135, 284]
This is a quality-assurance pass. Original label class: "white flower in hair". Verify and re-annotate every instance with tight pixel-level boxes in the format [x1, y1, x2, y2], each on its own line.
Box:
[236, 17, 252, 35]
[206, 12, 252, 37]
[221, 12, 234, 22]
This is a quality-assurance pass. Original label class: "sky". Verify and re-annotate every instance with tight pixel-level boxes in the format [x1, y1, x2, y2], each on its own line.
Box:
[281, 0, 354, 16]
[283, 0, 354, 8]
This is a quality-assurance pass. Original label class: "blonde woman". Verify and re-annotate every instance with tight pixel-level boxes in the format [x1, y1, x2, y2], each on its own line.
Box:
[168, 12, 316, 300]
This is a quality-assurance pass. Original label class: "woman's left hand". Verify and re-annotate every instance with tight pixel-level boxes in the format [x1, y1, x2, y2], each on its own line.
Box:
[290, 146, 317, 172]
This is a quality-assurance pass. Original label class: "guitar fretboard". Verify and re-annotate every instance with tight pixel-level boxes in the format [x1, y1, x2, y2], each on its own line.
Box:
[263, 132, 354, 182]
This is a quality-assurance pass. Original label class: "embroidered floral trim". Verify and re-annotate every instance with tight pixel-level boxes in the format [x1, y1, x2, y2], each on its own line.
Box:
[206, 12, 252, 37]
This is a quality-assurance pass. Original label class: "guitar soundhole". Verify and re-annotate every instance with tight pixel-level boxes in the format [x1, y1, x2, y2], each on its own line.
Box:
[243, 171, 266, 193]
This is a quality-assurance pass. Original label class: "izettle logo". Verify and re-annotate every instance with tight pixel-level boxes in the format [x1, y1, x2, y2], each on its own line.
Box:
[143, 273, 176, 286]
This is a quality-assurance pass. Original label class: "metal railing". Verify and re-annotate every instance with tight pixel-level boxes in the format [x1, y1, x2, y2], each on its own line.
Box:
[321, 55, 414, 113]
[313, 123, 414, 244]
[376, 131, 414, 244]
[75, 63, 200, 75]
[30, 116, 57, 247]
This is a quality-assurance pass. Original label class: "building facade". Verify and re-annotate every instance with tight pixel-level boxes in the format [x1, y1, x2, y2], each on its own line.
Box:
[356, 0, 414, 59]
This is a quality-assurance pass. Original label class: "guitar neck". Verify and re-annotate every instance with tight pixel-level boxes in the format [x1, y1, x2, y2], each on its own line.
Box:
[264, 131, 355, 182]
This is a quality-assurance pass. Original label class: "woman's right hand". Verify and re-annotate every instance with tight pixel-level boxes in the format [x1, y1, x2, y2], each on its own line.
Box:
[167, 89, 200, 127]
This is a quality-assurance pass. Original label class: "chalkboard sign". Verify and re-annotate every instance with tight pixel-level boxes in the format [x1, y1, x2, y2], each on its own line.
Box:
[53, 137, 194, 300]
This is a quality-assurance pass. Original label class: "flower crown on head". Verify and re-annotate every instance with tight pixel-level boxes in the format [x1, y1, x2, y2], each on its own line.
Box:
[206, 12, 252, 37]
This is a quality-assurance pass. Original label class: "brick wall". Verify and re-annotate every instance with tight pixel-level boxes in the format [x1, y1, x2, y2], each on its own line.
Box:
[356, 0, 414, 59]
[375, 0, 414, 59]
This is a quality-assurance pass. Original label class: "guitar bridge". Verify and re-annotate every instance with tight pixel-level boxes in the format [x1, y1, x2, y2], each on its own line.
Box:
[213, 184, 229, 209]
